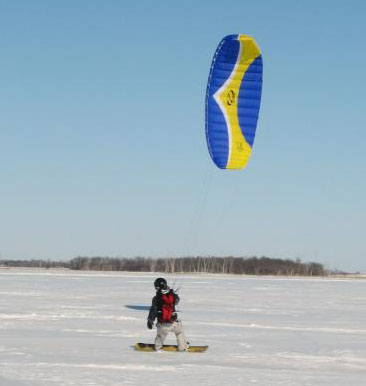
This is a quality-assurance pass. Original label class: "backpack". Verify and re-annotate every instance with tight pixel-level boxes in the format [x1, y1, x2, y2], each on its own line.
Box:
[156, 289, 177, 323]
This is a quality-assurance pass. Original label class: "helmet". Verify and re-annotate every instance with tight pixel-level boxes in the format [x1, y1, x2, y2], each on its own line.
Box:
[154, 277, 167, 290]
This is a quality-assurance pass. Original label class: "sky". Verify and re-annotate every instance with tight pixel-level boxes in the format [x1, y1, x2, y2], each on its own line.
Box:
[0, 0, 365, 272]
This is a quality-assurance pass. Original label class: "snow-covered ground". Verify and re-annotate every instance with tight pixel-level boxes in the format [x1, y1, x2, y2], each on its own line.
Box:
[0, 269, 365, 385]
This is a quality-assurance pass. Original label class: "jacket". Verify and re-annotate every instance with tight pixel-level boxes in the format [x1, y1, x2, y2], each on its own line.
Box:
[148, 287, 180, 323]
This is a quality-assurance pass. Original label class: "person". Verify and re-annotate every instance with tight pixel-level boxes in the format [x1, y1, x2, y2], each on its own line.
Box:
[147, 277, 189, 351]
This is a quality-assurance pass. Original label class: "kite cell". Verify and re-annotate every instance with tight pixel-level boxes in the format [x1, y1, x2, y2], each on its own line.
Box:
[205, 34, 263, 170]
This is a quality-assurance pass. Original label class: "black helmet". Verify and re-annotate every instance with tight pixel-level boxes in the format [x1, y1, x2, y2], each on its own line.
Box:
[154, 277, 167, 290]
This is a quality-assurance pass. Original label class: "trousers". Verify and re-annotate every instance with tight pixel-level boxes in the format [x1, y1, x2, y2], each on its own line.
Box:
[155, 321, 188, 351]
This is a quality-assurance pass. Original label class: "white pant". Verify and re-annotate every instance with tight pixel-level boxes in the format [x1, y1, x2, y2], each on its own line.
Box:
[155, 321, 188, 351]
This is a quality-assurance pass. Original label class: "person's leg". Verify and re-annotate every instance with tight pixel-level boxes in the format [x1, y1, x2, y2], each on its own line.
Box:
[173, 321, 188, 351]
[155, 323, 169, 350]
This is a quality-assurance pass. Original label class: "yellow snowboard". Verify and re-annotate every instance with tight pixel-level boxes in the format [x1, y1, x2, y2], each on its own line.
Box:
[135, 343, 208, 353]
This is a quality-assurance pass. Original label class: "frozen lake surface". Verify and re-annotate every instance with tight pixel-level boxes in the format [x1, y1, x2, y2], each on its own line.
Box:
[0, 269, 365, 385]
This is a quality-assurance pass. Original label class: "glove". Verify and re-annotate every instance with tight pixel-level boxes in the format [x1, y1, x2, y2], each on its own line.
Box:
[147, 320, 154, 330]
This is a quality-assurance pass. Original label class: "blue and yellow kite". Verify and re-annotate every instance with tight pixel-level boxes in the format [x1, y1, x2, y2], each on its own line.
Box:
[205, 35, 263, 170]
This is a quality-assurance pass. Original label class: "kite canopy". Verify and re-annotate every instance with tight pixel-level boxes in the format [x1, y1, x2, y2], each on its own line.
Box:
[205, 34, 263, 170]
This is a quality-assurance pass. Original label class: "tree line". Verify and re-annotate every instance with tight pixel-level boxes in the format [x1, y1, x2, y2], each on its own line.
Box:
[0, 256, 327, 276]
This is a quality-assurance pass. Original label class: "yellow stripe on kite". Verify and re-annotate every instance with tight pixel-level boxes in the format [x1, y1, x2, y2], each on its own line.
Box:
[215, 35, 261, 169]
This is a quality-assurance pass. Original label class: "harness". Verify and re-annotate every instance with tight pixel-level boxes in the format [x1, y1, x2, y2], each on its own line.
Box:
[156, 289, 176, 323]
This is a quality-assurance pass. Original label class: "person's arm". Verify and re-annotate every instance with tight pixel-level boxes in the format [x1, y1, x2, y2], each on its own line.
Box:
[174, 292, 180, 306]
[147, 296, 157, 329]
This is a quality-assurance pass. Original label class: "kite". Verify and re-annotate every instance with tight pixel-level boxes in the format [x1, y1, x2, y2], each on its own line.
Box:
[205, 35, 263, 169]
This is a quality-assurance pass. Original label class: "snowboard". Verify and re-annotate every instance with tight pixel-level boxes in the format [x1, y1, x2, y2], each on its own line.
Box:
[134, 343, 208, 353]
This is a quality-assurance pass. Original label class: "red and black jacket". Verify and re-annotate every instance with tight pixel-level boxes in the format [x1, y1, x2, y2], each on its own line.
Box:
[148, 288, 179, 323]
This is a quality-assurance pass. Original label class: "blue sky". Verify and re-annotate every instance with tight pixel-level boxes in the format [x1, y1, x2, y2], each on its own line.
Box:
[0, 0, 365, 272]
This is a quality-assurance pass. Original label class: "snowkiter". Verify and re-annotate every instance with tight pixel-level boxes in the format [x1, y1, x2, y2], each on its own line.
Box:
[147, 277, 189, 351]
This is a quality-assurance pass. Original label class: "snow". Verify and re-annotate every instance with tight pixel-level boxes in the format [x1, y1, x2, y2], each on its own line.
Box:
[0, 269, 365, 385]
